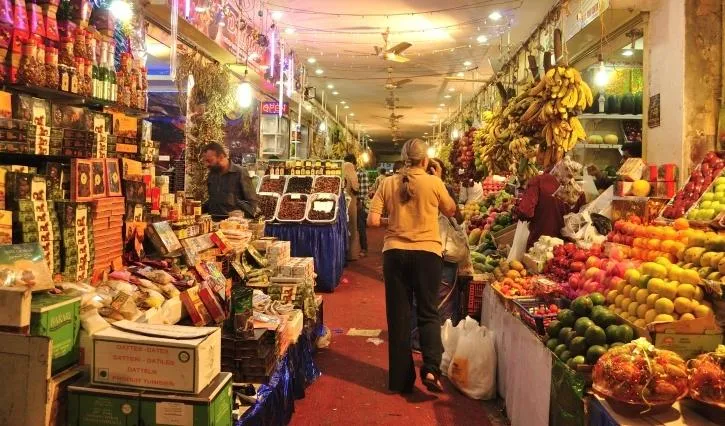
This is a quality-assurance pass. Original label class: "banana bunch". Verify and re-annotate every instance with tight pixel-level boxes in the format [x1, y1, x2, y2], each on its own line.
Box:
[542, 116, 587, 151]
[508, 136, 531, 156]
[518, 158, 540, 181]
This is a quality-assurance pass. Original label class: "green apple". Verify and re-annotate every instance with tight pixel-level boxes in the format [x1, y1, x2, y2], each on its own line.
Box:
[715, 177, 725, 186]
[711, 201, 721, 211]
[688, 209, 700, 220]
[702, 192, 715, 201]
[715, 184, 725, 193]
[699, 208, 716, 220]
[701, 200, 713, 209]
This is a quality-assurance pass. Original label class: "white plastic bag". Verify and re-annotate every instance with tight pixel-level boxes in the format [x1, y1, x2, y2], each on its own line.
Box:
[448, 316, 497, 400]
[440, 319, 461, 373]
[507, 220, 530, 262]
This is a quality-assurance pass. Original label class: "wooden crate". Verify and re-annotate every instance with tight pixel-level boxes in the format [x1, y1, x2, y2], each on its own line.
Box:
[0, 332, 81, 426]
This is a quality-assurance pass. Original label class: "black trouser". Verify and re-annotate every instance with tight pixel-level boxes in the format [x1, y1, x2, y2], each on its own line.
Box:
[383, 249, 443, 392]
[357, 206, 368, 251]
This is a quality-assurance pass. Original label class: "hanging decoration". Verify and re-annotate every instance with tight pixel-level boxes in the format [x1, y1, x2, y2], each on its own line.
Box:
[170, 0, 179, 79]
[175, 49, 234, 200]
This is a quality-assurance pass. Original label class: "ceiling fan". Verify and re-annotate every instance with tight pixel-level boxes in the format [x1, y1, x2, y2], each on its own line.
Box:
[385, 67, 412, 90]
[373, 112, 404, 120]
[375, 28, 412, 63]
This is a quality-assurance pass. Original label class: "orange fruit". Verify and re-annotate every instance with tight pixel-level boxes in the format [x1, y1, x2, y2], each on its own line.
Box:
[660, 240, 675, 252]
[632, 247, 642, 258]
[635, 225, 648, 238]
[673, 218, 689, 231]
[661, 227, 678, 241]
[646, 226, 660, 238]
[646, 239, 661, 251]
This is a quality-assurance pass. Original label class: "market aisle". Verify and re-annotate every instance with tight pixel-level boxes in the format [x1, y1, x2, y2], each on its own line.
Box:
[291, 227, 504, 426]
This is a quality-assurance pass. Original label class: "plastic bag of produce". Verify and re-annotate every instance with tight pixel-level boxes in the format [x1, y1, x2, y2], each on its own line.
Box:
[440, 215, 469, 264]
[447, 317, 496, 399]
[687, 345, 725, 408]
[440, 318, 461, 373]
[592, 338, 689, 408]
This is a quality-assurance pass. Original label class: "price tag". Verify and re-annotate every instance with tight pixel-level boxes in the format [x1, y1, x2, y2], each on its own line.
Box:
[312, 201, 334, 213]
[291, 194, 301, 200]
[270, 174, 280, 179]
[458, 168, 465, 175]
[248, 171, 257, 177]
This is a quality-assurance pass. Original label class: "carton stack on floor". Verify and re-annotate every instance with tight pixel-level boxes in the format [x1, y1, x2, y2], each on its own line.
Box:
[222, 328, 279, 384]
[0, 253, 84, 426]
[68, 321, 233, 425]
[90, 196, 125, 278]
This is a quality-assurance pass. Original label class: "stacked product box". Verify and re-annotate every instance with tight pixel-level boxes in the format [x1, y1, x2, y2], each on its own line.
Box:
[646, 163, 678, 198]
[30, 293, 82, 374]
[271, 257, 318, 319]
[56, 201, 94, 281]
[6, 173, 61, 274]
[90, 197, 125, 278]
[267, 240, 291, 272]
[221, 328, 278, 384]
[68, 321, 231, 426]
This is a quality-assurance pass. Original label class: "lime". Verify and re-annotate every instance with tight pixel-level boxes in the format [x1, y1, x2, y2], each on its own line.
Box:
[560, 350, 573, 362]
[589, 292, 606, 306]
[554, 344, 568, 358]
[569, 336, 588, 356]
[567, 355, 586, 369]
[557, 309, 576, 327]
[547, 320, 563, 339]
[586, 345, 607, 364]
[546, 338, 560, 351]
[574, 317, 594, 336]
[617, 324, 634, 343]
[585, 325, 607, 346]
[571, 296, 594, 317]
[605, 324, 619, 343]
[558, 327, 573, 343]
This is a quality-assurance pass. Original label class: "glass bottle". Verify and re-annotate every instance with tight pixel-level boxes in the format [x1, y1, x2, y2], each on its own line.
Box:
[98, 41, 108, 100]
[107, 44, 116, 102]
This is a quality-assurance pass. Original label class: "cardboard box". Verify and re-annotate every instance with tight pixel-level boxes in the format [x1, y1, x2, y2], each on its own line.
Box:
[0, 286, 31, 333]
[68, 381, 141, 426]
[30, 294, 81, 374]
[91, 320, 221, 393]
[646, 316, 723, 360]
[139, 372, 232, 426]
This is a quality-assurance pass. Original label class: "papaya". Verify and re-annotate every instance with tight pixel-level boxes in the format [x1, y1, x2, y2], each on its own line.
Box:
[468, 228, 482, 245]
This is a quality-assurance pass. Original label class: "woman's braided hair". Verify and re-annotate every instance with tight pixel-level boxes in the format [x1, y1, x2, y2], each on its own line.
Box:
[399, 138, 428, 203]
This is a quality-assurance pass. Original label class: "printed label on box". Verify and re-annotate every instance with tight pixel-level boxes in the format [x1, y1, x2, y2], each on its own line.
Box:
[93, 341, 196, 391]
[156, 402, 193, 426]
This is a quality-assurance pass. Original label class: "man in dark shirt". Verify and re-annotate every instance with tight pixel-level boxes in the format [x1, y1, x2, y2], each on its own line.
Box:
[201, 142, 258, 220]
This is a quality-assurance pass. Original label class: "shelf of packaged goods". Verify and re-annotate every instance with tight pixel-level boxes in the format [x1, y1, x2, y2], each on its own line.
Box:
[575, 143, 623, 149]
[578, 113, 643, 120]
[2, 84, 149, 117]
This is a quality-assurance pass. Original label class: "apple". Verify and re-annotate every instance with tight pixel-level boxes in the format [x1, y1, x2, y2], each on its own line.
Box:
[698, 208, 716, 220]
[701, 200, 713, 209]
[716, 184, 725, 193]
[688, 209, 700, 220]
[702, 192, 715, 201]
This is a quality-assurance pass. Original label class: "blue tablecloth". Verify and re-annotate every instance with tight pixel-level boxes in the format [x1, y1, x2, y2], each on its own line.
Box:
[265, 195, 347, 292]
[237, 323, 323, 426]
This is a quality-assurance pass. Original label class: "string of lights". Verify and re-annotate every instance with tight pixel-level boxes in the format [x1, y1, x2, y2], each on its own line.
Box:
[263, 0, 522, 18]
[276, 16, 510, 35]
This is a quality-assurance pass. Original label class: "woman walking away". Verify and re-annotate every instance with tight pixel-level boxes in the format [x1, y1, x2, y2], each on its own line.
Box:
[368, 139, 457, 394]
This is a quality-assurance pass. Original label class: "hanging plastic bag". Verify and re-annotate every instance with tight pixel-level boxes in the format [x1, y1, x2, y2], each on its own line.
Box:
[440, 318, 461, 373]
[439, 215, 469, 264]
[448, 317, 497, 400]
[507, 220, 530, 262]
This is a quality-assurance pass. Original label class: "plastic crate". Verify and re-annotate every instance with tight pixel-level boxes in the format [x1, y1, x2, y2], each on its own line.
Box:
[467, 279, 487, 317]
[513, 297, 570, 335]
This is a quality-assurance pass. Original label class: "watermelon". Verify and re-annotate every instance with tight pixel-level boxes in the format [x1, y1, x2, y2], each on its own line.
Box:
[634, 92, 643, 114]
[620, 93, 635, 114]
[569, 336, 588, 356]
[606, 95, 620, 114]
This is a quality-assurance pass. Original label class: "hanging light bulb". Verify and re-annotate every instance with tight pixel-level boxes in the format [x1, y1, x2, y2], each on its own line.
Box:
[318, 121, 327, 132]
[594, 60, 609, 87]
[236, 69, 253, 108]
[451, 128, 460, 140]
[110, 0, 133, 23]
[426, 146, 437, 158]
[361, 152, 370, 164]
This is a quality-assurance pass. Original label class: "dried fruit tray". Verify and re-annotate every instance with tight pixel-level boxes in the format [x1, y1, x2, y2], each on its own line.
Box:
[312, 175, 342, 195]
[305, 193, 339, 224]
[258, 175, 287, 194]
[257, 192, 281, 223]
[275, 193, 309, 223]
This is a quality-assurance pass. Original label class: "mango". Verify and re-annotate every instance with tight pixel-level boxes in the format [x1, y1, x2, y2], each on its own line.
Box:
[710, 252, 725, 269]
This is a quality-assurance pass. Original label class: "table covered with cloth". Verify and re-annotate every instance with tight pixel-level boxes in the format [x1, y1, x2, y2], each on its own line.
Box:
[480, 285, 553, 426]
[237, 323, 323, 426]
[265, 194, 348, 292]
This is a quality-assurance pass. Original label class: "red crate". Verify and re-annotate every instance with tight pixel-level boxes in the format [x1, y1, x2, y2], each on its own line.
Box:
[467, 280, 487, 316]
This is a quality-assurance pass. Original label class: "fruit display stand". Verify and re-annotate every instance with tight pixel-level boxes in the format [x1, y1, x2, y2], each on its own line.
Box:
[480, 285, 555, 426]
[588, 395, 719, 426]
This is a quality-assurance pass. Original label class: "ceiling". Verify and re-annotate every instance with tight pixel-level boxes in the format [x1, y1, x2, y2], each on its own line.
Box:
[273, 0, 558, 154]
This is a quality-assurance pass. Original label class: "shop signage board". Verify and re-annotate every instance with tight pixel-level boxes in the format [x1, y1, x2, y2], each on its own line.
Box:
[262, 102, 290, 115]
[563, 0, 607, 41]
[174, 0, 245, 58]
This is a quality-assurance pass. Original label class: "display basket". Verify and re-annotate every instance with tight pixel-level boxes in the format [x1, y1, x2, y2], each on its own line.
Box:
[257, 192, 281, 223]
[492, 224, 516, 249]
[312, 175, 342, 195]
[491, 284, 531, 312]
[466, 278, 489, 317]
[258, 175, 287, 194]
[305, 193, 339, 224]
[275, 193, 310, 223]
[513, 297, 570, 335]
[283, 176, 315, 194]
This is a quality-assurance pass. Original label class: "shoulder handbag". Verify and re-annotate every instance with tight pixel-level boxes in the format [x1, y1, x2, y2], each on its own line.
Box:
[439, 215, 469, 264]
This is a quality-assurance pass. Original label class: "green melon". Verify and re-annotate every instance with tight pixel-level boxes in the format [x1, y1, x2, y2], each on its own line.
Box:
[620, 93, 635, 114]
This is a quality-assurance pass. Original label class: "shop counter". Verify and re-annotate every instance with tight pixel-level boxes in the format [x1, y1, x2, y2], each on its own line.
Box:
[480, 285, 553, 426]
[265, 195, 348, 292]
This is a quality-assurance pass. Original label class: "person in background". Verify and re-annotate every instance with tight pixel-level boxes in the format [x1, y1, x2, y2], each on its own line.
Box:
[368, 139, 457, 394]
[343, 154, 361, 261]
[458, 170, 484, 204]
[371, 167, 387, 194]
[516, 148, 586, 249]
[357, 166, 370, 257]
[409, 157, 464, 351]
[201, 142, 258, 220]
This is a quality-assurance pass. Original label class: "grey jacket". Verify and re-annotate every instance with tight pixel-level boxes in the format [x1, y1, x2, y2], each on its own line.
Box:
[205, 163, 258, 219]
